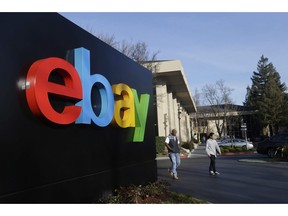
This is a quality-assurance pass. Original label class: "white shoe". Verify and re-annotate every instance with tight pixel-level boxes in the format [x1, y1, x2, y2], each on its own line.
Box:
[215, 171, 220, 175]
[173, 175, 179, 180]
[209, 171, 215, 175]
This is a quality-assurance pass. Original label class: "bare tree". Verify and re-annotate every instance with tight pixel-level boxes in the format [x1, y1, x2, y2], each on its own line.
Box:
[193, 87, 201, 107]
[201, 80, 235, 137]
[96, 33, 119, 48]
[118, 40, 159, 71]
[93, 32, 159, 68]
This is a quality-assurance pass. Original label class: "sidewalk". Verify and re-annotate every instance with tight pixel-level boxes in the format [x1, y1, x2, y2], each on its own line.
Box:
[188, 144, 207, 158]
[156, 143, 272, 163]
[156, 143, 207, 160]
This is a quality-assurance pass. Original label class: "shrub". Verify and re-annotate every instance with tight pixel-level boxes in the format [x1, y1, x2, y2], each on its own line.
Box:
[97, 180, 171, 204]
[283, 146, 288, 158]
[96, 179, 208, 204]
[227, 146, 234, 152]
[220, 146, 231, 152]
[221, 146, 256, 153]
[181, 141, 194, 151]
[235, 147, 243, 152]
[242, 146, 248, 151]
[223, 149, 230, 153]
[155, 136, 166, 154]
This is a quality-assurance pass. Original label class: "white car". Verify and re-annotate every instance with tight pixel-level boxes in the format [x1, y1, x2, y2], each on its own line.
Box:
[217, 138, 254, 149]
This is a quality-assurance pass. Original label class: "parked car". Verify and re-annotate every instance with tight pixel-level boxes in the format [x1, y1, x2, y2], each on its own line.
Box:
[257, 133, 288, 158]
[217, 138, 254, 149]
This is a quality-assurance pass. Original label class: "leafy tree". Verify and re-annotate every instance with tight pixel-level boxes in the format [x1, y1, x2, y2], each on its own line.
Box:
[280, 93, 288, 127]
[245, 55, 287, 135]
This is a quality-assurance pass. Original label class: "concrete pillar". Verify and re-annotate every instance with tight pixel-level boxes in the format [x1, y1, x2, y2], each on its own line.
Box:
[173, 98, 179, 137]
[181, 110, 188, 142]
[185, 111, 191, 142]
[179, 109, 191, 143]
[167, 92, 174, 134]
[155, 83, 168, 137]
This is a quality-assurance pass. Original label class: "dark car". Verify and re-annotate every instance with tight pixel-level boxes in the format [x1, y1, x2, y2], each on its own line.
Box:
[256, 133, 288, 158]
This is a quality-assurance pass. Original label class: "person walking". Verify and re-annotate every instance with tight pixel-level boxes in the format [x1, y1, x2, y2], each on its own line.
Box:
[205, 132, 221, 175]
[165, 129, 181, 180]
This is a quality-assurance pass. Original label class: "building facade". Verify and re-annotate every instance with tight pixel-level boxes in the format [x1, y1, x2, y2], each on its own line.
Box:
[145, 60, 197, 142]
[191, 104, 256, 140]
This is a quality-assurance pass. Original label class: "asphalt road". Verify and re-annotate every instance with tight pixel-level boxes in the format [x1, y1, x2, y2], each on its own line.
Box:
[157, 145, 288, 204]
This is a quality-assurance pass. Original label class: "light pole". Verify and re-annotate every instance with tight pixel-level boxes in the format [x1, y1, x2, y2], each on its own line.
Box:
[177, 103, 182, 142]
[241, 123, 247, 149]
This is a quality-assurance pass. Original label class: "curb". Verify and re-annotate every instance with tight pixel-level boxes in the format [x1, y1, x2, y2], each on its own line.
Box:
[239, 158, 288, 164]
[155, 155, 189, 160]
[180, 155, 188, 159]
[222, 151, 257, 155]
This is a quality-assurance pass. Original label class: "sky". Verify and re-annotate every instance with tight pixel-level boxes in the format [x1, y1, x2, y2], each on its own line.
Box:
[60, 12, 288, 105]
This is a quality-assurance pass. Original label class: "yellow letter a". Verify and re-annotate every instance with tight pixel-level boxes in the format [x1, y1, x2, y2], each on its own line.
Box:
[112, 83, 135, 128]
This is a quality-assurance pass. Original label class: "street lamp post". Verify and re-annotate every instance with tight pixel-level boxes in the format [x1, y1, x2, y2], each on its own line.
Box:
[241, 123, 247, 149]
[177, 103, 182, 142]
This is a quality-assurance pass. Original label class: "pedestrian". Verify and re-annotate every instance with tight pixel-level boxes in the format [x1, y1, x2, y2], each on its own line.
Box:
[201, 134, 206, 144]
[193, 133, 198, 143]
[205, 132, 221, 175]
[165, 129, 181, 180]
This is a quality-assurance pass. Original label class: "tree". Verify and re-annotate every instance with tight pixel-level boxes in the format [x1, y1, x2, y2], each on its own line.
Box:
[96, 33, 119, 48]
[245, 55, 287, 135]
[192, 87, 201, 107]
[201, 80, 235, 137]
[95, 33, 159, 68]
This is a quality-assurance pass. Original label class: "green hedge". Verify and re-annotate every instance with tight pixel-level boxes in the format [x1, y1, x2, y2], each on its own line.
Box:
[220, 146, 256, 153]
[181, 141, 195, 151]
[156, 136, 166, 154]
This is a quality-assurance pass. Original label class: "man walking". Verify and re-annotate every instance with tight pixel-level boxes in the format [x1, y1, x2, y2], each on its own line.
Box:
[165, 129, 181, 180]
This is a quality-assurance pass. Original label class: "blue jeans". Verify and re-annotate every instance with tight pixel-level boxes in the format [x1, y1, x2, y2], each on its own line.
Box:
[168, 153, 181, 177]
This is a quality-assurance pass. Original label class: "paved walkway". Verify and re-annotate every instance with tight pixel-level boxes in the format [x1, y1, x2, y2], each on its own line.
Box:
[188, 144, 207, 158]
[156, 143, 207, 160]
[157, 143, 288, 203]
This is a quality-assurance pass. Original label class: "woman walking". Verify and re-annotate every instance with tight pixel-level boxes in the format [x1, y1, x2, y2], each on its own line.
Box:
[206, 132, 221, 175]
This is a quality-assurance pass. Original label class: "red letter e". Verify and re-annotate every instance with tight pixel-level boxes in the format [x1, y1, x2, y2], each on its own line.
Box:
[25, 57, 83, 124]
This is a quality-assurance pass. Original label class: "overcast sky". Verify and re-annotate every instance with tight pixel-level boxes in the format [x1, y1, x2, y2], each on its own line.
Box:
[60, 12, 288, 105]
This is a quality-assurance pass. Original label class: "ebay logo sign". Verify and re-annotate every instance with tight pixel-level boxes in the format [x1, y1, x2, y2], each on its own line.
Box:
[25, 47, 150, 142]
